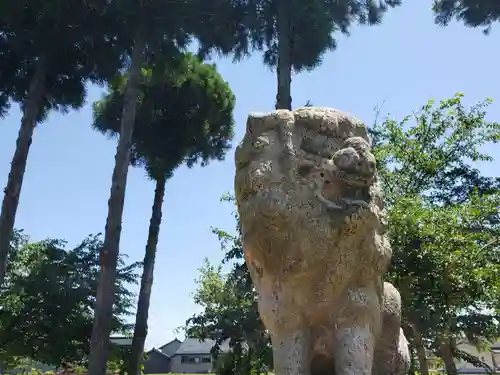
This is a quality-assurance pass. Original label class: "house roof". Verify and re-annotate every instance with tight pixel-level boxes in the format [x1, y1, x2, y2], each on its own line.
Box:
[157, 338, 182, 356]
[158, 338, 181, 351]
[110, 336, 133, 347]
[172, 338, 231, 355]
[491, 342, 500, 351]
[457, 370, 495, 374]
[147, 348, 173, 359]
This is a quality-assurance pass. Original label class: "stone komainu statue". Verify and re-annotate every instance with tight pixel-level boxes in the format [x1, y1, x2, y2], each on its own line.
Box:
[234, 108, 410, 375]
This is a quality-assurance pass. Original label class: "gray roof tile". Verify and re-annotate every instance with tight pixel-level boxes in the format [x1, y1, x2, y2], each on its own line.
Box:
[174, 338, 230, 355]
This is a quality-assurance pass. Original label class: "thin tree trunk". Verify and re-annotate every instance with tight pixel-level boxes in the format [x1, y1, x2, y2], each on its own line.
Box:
[0, 56, 47, 286]
[275, 0, 292, 110]
[88, 27, 145, 375]
[128, 176, 166, 375]
[409, 341, 417, 375]
[438, 335, 458, 375]
[413, 327, 430, 375]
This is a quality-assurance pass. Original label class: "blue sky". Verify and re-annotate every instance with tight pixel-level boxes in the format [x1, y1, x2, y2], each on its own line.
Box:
[0, 2, 499, 350]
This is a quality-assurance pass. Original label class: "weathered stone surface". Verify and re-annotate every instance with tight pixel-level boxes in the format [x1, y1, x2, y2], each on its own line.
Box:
[234, 107, 409, 375]
[375, 282, 410, 375]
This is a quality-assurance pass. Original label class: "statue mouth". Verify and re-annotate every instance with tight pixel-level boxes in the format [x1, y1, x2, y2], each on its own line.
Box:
[314, 190, 370, 212]
[338, 170, 375, 187]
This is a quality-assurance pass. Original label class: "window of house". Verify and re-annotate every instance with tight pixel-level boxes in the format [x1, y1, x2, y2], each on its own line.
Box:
[202, 357, 211, 363]
[181, 356, 196, 364]
[492, 350, 499, 370]
[181, 355, 204, 364]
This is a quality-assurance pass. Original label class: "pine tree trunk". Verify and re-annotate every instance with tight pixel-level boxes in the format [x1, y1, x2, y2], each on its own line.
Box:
[88, 27, 145, 375]
[128, 176, 166, 375]
[0, 56, 47, 286]
[438, 336, 458, 375]
[409, 341, 417, 375]
[413, 327, 430, 375]
[275, 0, 292, 110]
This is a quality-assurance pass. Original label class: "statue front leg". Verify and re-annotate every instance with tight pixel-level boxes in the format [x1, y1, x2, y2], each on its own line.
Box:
[333, 286, 382, 375]
[271, 328, 311, 375]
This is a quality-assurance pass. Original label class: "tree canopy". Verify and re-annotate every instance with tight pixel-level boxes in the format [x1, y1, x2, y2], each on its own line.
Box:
[433, 0, 500, 33]
[0, 0, 124, 118]
[92, 52, 235, 180]
[0, 233, 140, 367]
[372, 94, 500, 374]
[199, 0, 401, 109]
[201, 0, 402, 70]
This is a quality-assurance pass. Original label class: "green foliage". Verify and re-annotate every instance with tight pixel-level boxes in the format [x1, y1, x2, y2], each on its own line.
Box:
[102, 0, 191, 50]
[199, 0, 401, 109]
[0, 0, 256, 117]
[92, 52, 235, 180]
[100, 0, 242, 60]
[107, 344, 133, 375]
[433, 0, 500, 33]
[187, 257, 263, 349]
[187, 196, 271, 374]
[198, 0, 402, 72]
[372, 94, 500, 206]
[214, 349, 270, 375]
[0, 233, 140, 367]
[387, 194, 500, 332]
[371, 94, 500, 360]
[0, 93, 10, 118]
[0, 0, 124, 119]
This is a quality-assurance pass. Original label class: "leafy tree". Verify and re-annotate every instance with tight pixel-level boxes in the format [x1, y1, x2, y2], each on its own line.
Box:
[187, 195, 271, 375]
[92, 52, 235, 375]
[0, 230, 28, 372]
[188, 259, 271, 375]
[433, 0, 500, 33]
[0, 234, 140, 367]
[0, 0, 125, 286]
[386, 195, 500, 375]
[201, 0, 402, 109]
[371, 94, 500, 375]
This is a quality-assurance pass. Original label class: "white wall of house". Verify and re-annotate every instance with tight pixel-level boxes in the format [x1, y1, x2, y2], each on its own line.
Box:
[428, 341, 499, 373]
[454, 342, 495, 371]
[492, 349, 499, 370]
[170, 354, 213, 373]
